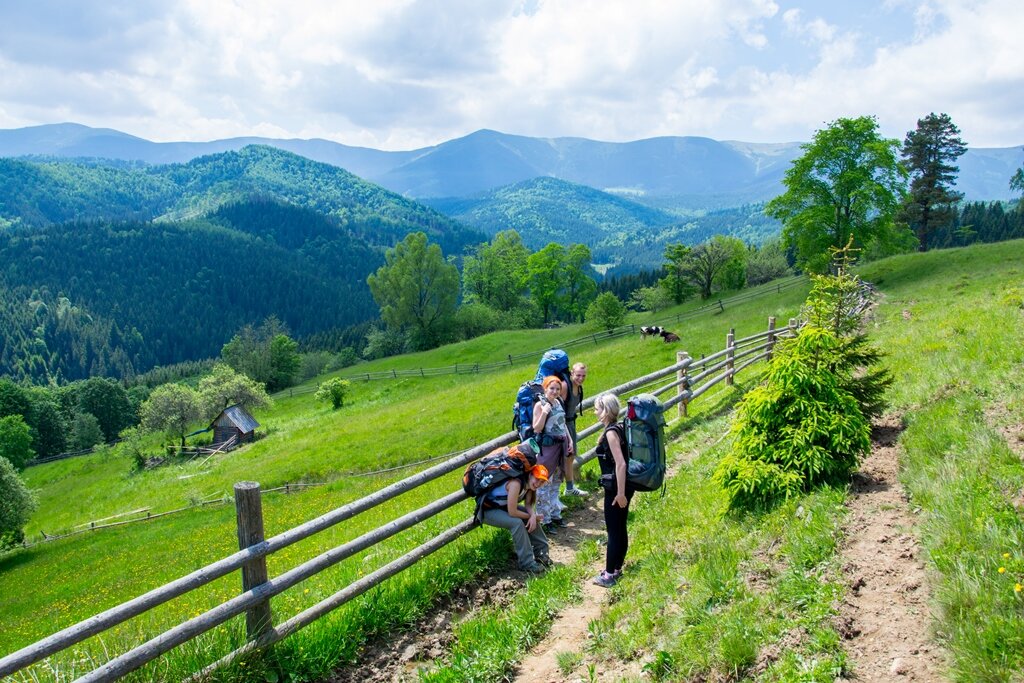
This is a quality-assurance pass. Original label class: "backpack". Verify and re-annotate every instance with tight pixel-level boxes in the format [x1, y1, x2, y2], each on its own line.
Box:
[463, 440, 539, 522]
[623, 394, 667, 493]
[513, 349, 572, 441]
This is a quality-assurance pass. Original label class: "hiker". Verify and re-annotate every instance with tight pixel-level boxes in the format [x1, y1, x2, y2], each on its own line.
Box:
[593, 392, 634, 587]
[480, 463, 551, 573]
[563, 362, 588, 498]
[533, 375, 572, 533]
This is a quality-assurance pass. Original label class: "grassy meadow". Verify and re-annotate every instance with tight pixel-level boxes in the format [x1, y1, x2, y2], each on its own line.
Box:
[1, 277, 808, 681]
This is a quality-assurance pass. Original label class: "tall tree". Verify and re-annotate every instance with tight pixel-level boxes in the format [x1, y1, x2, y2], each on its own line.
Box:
[899, 113, 968, 251]
[562, 244, 598, 322]
[526, 243, 565, 324]
[1011, 157, 1024, 209]
[661, 244, 694, 304]
[462, 230, 531, 312]
[367, 232, 460, 351]
[75, 377, 132, 442]
[766, 116, 908, 272]
[686, 238, 736, 299]
[0, 415, 34, 469]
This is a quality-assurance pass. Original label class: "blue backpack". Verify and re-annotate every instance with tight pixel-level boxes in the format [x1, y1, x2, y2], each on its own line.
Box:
[513, 349, 572, 441]
[624, 394, 667, 493]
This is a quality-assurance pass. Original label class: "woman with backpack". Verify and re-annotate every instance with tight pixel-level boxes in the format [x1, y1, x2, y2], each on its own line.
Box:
[480, 463, 551, 573]
[533, 375, 572, 534]
[593, 392, 634, 588]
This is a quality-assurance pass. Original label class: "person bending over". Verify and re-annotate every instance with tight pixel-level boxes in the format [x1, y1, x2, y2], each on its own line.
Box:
[480, 464, 551, 573]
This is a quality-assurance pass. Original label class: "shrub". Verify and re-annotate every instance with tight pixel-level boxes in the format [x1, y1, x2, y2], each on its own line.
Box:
[714, 326, 871, 510]
[315, 378, 351, 409]
[586, 292, 627, 331]
[70, 412, 104, 451]
[454, 302, 503, 339]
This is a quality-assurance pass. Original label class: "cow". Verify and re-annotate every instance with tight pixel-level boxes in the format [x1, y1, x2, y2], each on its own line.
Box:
[640, 325, 664, 340]
[660, 330, 680, 343]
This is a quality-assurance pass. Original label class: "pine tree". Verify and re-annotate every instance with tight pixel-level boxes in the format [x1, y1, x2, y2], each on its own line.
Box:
[899, 113, 967, 251]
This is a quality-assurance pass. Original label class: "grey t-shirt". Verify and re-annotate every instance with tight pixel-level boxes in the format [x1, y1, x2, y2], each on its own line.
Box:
[540, 397, 568, 437]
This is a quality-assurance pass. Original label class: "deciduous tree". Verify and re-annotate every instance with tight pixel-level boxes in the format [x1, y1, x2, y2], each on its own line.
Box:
[462, 230, 530, 312]
[197, 364, 271, 419]
[562, 244, 598, 322]
[0, 457, 36, 547]
[586, 292, 627, 331]
[0, 415, 34, 469]
[140, 384, 202, 448]
[527, 243, 565, 324]
[899, 113, 967, 251]
[367, 232, 459, 350]
[686, 238, 735, 299]
[766, 116, 908, 272]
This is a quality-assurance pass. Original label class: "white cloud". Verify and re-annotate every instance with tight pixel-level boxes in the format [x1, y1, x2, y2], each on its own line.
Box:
[0, 0, 1020, 148]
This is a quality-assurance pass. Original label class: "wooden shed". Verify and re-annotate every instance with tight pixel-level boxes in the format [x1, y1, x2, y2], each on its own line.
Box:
[210, 404, 260, 447]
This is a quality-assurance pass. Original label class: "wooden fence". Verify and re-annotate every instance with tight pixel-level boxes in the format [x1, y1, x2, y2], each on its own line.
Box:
[0, 318, 797, 683]
[275, 276, 808, 393]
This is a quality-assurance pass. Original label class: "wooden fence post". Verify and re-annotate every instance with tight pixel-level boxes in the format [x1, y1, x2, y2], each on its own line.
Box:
[234, 482, 273, 641]
[718, 300, 724, 313]
[676, 351, 691, 418]
[766, 317, 777, 360]
[788, 317, 797, 333]
[726, 328, 735, 386]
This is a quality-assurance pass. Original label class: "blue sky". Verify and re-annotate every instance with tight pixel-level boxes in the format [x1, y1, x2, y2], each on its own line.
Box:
[0, 0, 1020, 150]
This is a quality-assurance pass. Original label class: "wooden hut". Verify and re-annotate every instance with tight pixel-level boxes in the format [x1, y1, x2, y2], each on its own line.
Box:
[209, 404, 260, 447]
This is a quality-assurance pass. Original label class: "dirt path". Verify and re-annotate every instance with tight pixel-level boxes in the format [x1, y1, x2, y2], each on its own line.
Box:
[836, 417, 946, 682]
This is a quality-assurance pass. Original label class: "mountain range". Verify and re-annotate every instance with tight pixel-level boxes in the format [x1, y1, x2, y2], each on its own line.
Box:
[4, 123, 1020, 205]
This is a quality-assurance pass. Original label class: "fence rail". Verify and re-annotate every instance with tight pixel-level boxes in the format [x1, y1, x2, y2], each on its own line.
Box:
[0, 317, 797, 682]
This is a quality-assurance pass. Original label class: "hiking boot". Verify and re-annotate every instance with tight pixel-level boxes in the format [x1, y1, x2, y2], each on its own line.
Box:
[541, 522, 558, 535]
[564, 486, 589, 498]
[520, 563, 545, 574]
[552, 517, 569, 528]
[536, 553, 553, 567]
[593, 570, 617, 588]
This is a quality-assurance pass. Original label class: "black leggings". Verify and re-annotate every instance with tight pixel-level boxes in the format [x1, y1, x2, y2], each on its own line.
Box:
[603, 486, 635, 573]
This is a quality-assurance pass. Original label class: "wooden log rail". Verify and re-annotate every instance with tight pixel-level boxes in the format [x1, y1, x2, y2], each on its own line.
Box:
[0, 317, 797, 683]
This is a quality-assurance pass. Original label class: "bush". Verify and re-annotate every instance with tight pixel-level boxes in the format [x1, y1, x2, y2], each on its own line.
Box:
[586, 292, 627, 331]
[315, 378, 351, 409]
[362, 326, 408, 360]
[454, 302, 504, 339]
[713, 326, 872, 510]
[299, 351, 334, 381]
[0, 456, 36, 547]
[326, 347, 360, 371]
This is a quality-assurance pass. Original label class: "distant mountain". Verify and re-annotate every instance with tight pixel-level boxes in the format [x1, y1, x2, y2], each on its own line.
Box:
[5, 123, 1019, 204]
[426, 176, 678, 256]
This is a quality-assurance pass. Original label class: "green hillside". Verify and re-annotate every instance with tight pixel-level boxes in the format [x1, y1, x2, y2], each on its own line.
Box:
[427, 177, 781, 270]
[2, 242, 1023, 681]
[0, 148, 488, 382]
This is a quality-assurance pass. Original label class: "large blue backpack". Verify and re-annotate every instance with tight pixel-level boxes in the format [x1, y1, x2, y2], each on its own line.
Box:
[624, 394, 667, 493]
[512, 349, 572, 441]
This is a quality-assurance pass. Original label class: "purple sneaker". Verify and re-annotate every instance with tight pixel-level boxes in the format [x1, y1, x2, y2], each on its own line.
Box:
[593, 570, 617, 588]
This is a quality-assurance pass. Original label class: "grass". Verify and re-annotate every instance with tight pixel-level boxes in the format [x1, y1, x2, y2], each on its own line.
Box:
[0, 276, 807, 681]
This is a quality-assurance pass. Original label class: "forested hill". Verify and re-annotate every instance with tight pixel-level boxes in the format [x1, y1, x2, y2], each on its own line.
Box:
[0, 200, 388, 382]
[427, 177, 781, 269]
[426, 176, 678, 258]
[0, 147, 489, 384]
[0, 145, 482, 255]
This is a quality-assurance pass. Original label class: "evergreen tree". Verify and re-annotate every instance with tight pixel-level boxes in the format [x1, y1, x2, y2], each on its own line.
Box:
[661, 243, 694, 304]
[899, 113, 968, 251]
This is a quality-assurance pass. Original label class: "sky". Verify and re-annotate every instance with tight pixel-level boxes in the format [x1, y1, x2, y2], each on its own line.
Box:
[0, 0, 1021, 150]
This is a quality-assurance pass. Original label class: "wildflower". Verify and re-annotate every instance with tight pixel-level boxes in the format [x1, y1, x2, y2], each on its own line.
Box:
[998, 567, 1006, 574]
[1004, 553, 1011, 559]
[1016, 584, 1022, 593]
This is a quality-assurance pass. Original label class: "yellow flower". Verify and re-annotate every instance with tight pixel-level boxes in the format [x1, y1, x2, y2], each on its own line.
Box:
[1016, 584, 1022, 593]
[998, 567, 1006, 574]
[1004, 553, 1011, 559]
